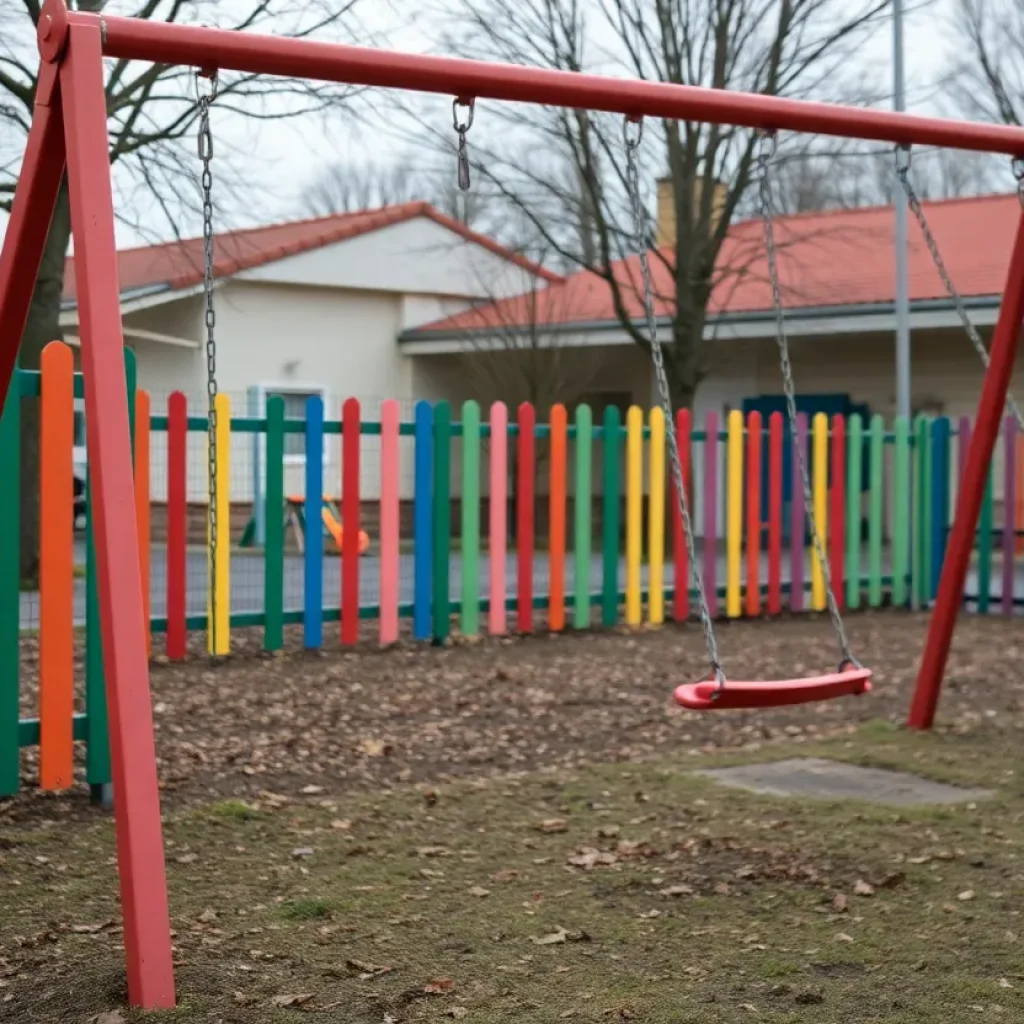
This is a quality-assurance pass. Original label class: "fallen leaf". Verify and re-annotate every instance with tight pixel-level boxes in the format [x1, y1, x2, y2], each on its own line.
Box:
[175, 853, 198, 865]
[835, 933, 854, 943]
[958, 890, 977, 902]
[532, 928, 569, 946]
[877, 871, 906, 890]
[346, 958, 394, 979]
[567, 847, 617, 869]
[447, 1008, 469, 1019]
[424, 977, 456, 994]
[417, 846, 452, 858]
[469, 886, 491, 898]
[832, 893, 849, 914]
[291, 848, 314, 859]
[300, 785, 324, 795]
[270, 993, 314, 1008]
[91, 1013, 126, 1024]
[357, 738, 391, 757]
[331, 820, 352, 831]
[536, 819, 568, 834]
[854, 880, 875, 897]
[660, 885, 694, 897]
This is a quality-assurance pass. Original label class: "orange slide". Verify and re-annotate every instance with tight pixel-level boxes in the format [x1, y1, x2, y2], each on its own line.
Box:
[321, 505, 370, 554]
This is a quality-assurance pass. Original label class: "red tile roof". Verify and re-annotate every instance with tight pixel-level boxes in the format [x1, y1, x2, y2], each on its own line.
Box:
[409, 192, 1017, 336]
[62, 201, 561, 304]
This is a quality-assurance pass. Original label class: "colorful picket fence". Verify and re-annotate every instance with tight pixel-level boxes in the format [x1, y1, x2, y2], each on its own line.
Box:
[6, 340, 1024, 796]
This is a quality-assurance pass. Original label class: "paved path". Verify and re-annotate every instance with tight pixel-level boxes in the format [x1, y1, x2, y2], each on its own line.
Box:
[17, 540, 1014, 630]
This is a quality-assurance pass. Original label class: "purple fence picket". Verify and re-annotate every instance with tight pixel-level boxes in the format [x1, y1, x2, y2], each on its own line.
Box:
[1004, 416, 1016, 615]
[790, 413, 807, 611]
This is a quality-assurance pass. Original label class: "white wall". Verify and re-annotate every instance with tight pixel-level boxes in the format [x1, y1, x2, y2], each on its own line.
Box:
[236, 217, 548, 314]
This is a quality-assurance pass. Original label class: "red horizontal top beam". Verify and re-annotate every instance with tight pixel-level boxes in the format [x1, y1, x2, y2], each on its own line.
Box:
[65, 9, 1024, 157]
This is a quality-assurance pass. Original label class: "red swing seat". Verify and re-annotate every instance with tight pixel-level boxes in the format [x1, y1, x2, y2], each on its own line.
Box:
[673, 666, 872, 711]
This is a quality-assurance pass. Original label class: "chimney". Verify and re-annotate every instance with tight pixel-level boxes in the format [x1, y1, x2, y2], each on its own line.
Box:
[655, 176, 728, 248]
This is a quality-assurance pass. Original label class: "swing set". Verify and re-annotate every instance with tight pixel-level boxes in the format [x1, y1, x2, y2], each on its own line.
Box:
[3, 0, 1024, 1008]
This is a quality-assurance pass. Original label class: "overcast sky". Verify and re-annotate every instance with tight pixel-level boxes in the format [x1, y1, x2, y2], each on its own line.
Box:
[0, 0, 986, 249]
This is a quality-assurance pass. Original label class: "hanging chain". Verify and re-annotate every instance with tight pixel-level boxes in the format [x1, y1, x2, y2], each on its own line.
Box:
[758, 132, 858, 669]
[197, 69, 220, 656]
[623, 117, 725, 692]
[895, 145, 1024, 434]
[453, 98, 474, 191]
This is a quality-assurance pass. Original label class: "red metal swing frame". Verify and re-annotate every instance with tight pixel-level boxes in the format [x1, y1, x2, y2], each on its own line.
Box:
[4, 0, 1024, 1007]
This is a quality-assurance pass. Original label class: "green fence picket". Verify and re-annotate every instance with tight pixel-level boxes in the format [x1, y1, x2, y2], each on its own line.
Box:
[893, 416, 910, 608]
[264, 396, 285, 651]
[912, 416, 930, 608]
[86, 350, 135, 791]
[868, 414, 884, 607]
[602, 407, 621, 627]
[461, 400, 481, 637]
[574, 405, 593, 629]
[0, 374, 20, 796]
[978, 468, 994, 614]
[846, 413, 862, 608]
[432, 401, 452, 642]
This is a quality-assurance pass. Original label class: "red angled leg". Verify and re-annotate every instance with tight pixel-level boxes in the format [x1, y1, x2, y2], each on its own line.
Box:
[909, 208, 1024, 730]
[61, 24, 175, 1008]
[0, 63, 66, 411]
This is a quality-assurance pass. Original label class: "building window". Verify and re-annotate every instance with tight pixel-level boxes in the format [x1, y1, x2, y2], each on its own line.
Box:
[263, 386, 327, 461]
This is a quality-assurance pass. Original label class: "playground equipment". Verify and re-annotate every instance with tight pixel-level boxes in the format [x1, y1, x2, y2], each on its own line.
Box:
[4, 0, 1024, 1008]
[240, 495, 371, 554]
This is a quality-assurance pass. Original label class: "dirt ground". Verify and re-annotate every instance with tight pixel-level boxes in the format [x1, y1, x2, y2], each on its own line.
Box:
[3, 612, 1024, 1022]
[9, 610, 1021, 819]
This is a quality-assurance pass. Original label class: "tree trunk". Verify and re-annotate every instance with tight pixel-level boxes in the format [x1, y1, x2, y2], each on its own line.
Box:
[19, 178, 72, 586]
[662, 319, 703, 413]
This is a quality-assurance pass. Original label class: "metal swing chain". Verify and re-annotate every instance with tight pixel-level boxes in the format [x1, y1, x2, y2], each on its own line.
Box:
[197, 69, 220, 655]
[623, 117, 726, 692]
[895, 145, 1024, 434]
[453, 99, 475, 192]
[757, 132, 858, 670]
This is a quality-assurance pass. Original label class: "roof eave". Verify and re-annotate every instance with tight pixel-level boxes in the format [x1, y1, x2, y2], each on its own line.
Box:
[399, 294, 1003, 346]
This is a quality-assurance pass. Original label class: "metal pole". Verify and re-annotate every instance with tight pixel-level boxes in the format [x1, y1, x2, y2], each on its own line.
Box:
[894, 0, 911, 420]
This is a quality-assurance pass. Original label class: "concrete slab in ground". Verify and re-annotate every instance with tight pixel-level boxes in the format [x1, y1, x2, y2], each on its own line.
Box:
[695, 757, 992, 806]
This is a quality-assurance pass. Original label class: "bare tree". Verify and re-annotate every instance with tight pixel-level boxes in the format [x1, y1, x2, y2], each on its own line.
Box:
[1, 0, 362, 582]
[299, 156, 497, 232]
[300, 159, 430, 216]
[949, 0, 1024, 128]
[452, 252, 611, 414]
[767, 145, 1001, 214]
[426, 0, 893, 412]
